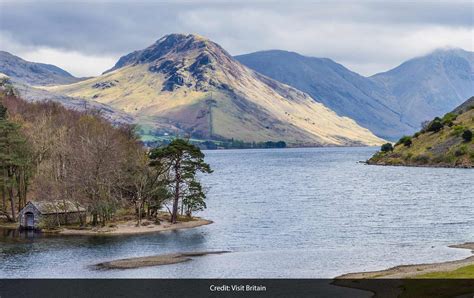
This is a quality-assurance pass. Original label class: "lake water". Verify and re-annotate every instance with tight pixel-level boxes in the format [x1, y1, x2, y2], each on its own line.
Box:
[0, 147, 473, 278]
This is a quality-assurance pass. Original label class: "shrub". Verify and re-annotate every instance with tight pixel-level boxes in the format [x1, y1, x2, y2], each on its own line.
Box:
[451, 125, 466, 137]
[462, 129, 472, 142]
[381, 143, 394, 152]
[413, 132, 421, 138]
[427, 118, 444, 133]
[396, 136, 412, 147]
[441, 112, 457, 126]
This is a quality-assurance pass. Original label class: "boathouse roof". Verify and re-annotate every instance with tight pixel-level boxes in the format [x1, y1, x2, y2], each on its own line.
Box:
[25, 200, 86, 215]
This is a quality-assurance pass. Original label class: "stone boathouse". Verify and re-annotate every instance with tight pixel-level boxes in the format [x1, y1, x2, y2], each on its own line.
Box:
[18, 201, 86, 229]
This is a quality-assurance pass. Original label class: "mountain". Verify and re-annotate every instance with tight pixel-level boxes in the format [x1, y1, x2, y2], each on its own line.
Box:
[371, 48, 474, 128]
[236, 49, 474, 140]
[236, 50, 410, 140]
[0, 51, 82, 86]
[368, 96, 474, 168]
[453, 96, 474, 114]
[44, 34, 384, 146]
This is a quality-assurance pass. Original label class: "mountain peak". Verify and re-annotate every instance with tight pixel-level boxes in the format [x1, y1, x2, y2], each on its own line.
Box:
[103, 33, 240, 93]
[51, 34, 384, 146]
[104, 33, 228, 74]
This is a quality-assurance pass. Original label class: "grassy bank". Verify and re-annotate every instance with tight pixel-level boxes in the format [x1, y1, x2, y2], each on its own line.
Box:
[368, 98, 474, 168]
[335, 243, 474, 297]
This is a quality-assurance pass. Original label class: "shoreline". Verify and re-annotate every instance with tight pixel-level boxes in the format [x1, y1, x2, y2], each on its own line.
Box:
[42, 217, 212, 236]
[336, 242, 474, 279]
[366, 161, 473, 169]
[58, 218, 212, 236]
[333, 243, 474, 297]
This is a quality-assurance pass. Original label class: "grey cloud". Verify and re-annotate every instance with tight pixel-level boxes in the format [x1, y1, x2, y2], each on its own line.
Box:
[0, 0, 472, 76]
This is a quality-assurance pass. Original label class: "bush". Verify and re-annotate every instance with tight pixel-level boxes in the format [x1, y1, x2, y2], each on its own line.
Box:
[427, 118, 444, 133]
[396, 136, 412, 147]
[380, 143, 393, 152]
[451, 125, 466, 137]
[442, 112, 457, 126]
[462, 129, 472, 142]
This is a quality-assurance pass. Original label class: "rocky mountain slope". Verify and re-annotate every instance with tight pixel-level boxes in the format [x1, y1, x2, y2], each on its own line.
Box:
[0, 51, 82, 86]
[44, 34, 384, 146]
[368, 96, 474, 168]
[237, 49, 474, 140]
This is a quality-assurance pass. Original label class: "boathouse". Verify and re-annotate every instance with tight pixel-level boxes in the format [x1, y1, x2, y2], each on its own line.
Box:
[18, 201, 86, 229]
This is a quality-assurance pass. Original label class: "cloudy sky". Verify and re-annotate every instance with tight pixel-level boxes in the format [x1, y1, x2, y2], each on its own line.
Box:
[0, 0, 472, 77]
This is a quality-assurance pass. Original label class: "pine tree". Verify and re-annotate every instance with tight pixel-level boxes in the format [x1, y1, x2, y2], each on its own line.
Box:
[149, 139, 212, 223]
[0, 102, 30, 221]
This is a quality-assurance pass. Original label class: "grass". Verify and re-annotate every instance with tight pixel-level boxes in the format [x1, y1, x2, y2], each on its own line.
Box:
[414, 264, 474, 279]
[369, 108, 474, 167]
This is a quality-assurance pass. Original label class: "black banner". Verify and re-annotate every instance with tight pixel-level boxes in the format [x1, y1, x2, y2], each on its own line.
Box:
[0, 279, 473, 298]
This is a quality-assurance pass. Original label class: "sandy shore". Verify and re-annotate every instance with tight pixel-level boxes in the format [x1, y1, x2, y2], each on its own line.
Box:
[337, 242, 474, 279]
[57, 218, 212, 236]
[96, 251, 230, 269]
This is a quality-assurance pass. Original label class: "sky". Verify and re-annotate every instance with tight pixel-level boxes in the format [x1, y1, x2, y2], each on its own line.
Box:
[0, 0, 472, 77]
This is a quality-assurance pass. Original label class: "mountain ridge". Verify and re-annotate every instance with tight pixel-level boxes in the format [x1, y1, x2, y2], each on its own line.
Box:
[0, 51, 82, 86]
[236, 48, 474, 140]
[43, 34, 384, 146]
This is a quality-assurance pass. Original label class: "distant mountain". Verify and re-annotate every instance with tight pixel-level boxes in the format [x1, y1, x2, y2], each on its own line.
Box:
[236, 50, 410, 140]
[237, 48, 474, 140]
[0, 51, 82, 86]
[44, 34, 383, 146]
[368, 96, 474, 168]
[371, 48, 474, 129]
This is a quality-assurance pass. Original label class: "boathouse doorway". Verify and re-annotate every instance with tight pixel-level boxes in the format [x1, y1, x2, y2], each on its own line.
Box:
[25, 212, 34, 229]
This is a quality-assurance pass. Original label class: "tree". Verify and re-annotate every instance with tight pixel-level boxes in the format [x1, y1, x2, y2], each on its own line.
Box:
[149, 139, 212, 224]
[380, 143, 393, 152]
[0, 102, 31, 221]
[183, 181, 206, 217]
[121, 148, 169, 226]
[462, 129, 472, 142]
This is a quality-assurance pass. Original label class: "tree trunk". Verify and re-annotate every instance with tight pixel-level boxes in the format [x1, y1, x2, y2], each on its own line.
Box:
[92, 212, 97, 226]
[136, 200, 142, 227]
[2, 169, 7, 211]
[1, 189, 5, 211]
[171, 158, 181, 224]
[8, 186, 16, 222]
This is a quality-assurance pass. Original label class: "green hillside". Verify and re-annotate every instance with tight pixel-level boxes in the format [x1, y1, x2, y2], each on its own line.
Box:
[368, 97, 474, 168]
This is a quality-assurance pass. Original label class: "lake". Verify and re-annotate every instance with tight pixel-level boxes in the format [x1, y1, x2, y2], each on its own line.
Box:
[0, 147, 473, 278]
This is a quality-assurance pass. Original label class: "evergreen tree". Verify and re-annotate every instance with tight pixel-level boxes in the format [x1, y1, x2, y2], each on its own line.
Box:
[0, 102, 30, 221]
[149, 139, 212, 223]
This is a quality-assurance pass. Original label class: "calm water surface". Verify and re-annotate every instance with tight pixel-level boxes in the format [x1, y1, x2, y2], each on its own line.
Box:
[0, 147, 473, 278]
